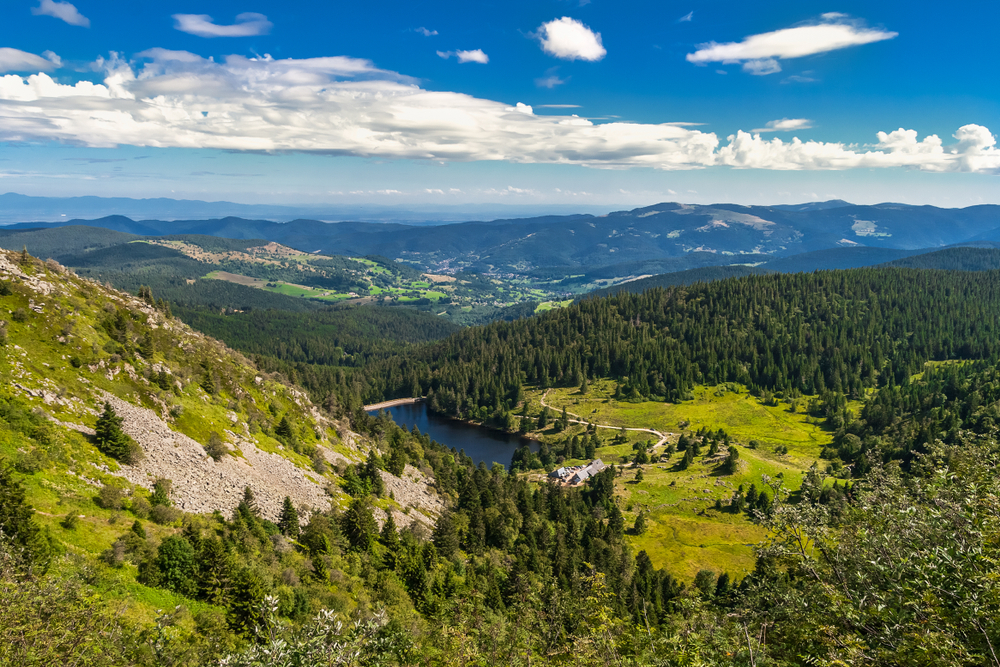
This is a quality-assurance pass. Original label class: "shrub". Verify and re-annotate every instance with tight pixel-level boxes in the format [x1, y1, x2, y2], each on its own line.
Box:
[96, 485, 125, 510]
[129, 496, 151, 519]
[11, 308, 28, 323]
[150, 504, 182, 525]
[150, 478, 172, 507]
[204, 432, 229, 461]
[60, 513, 79, 531]
[14, 449, 47, 474]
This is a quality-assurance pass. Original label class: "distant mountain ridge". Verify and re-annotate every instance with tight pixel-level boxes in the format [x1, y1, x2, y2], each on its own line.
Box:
[4, 200, 999, 274]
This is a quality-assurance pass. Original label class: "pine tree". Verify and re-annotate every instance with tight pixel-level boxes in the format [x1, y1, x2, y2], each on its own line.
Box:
[608, 504, 625, 536]
[633, 511, 647, 535]
[722, 446, 741, 474]
[363, 451, 385, 496]
[95, 402, 134, 462]
[150, 478, 172, 507]
[20, 245, 29, 266]
[139, 332, 155, 358]
[342, 495, 377, 552]
[380, 511, 399, 550]
[274, 415, 295, 443]
[0, 459, 50, 567]
[278, 496, 299, 538]
[237, 486, 260, 520]
[433, 511, 460, 560]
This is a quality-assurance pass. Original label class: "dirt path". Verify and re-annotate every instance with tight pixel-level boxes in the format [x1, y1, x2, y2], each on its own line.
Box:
[537, 390, 672, 447]
[364, 397, 425, 411]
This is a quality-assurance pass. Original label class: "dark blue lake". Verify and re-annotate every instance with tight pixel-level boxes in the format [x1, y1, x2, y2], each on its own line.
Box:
[368, 402, 538, 469]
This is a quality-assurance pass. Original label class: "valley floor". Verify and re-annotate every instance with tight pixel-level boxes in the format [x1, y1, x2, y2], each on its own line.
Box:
[518, 380, 837, 579]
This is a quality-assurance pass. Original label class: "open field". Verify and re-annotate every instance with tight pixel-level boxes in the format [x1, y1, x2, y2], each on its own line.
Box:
[519, 380, 836, 579]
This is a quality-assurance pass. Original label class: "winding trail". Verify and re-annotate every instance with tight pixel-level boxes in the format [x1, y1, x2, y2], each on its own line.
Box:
[537, 390, 672, 447]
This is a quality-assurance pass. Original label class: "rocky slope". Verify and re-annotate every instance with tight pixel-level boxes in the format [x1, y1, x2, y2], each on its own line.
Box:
[0, 247, 441, 524]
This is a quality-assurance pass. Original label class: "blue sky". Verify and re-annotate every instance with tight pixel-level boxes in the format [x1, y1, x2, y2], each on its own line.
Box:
[1, 0, 998, 209]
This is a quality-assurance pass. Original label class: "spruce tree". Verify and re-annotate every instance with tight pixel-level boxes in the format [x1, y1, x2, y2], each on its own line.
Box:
[633, 511, 647, 535]
[723, 446, 740, 474]
[608, 504, 625, 536]
[0, 459, 50, 567]
[95, 402, 133, 461]
[237, 486, 260, 520]
[433, 511, 460, 560]
[278, 496, 299, 538]
[380, 511, 399, 550]
[150, 478, 172, 507]
[342, 495, 377, 552]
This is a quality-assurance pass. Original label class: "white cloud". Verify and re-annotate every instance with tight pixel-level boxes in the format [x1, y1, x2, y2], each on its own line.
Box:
[742, 58, 781, 75]
[415, 27, 438, 37]
[0, 48, 58, 73]
[678, 11, 694, 23]
[535, 69, 568, 88]
[687, 15, 896, 74]
[41, 50, 62, 67]
[536, 17, 606, 61]
[457, 49, 488, 64]
[173, 13, 272, 38]
[753, 118, 813, 133]
[437, 49, 489, 64]
[31, 0, 90, 27]
[0, 51, 996, 174]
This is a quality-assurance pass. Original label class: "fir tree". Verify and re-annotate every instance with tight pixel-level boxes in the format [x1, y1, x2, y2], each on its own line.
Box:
[237, 486, 260, 520]
[0, 459, 50, 567]
[95, 402, 134, 462]
[433, 511, 460, 560]
[722, 446, 740, 474]
[278, 496, 299, 538]
[633, 511, 647, 535]
[607, 504, 625, 537]
[150, 478, 172, 507]
[342, 495, 377, 552]
[380, 511, 399, 550]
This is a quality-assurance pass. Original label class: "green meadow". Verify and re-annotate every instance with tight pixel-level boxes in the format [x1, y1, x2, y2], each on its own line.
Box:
[521, 379, 836, 579]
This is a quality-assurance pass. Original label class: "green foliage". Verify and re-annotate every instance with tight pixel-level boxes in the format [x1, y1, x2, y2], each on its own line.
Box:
[0, 460, 50, 568]
[94, 401, 142, 463]
[341, 496, 378, 552]
[150, 477, 173, 507]
[153, 535, 197, 596]
[278, 497, 299, 539]
[205, 431, 229, 461]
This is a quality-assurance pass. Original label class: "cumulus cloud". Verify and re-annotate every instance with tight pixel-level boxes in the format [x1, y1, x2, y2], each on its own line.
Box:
[0, 50, 996, 174]
[31, 0, 90, 27]
[536, 17, 606, 61]
[437, 49, 489, 64]
[753, 118, 813, 133]
[173, 13, 272, 38]
[415, 27, 438, 37]
[0, 48, 58, 73]
[688, 15, 896, 74]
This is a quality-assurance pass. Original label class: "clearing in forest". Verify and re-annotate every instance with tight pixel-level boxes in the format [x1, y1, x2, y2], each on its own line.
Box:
[521, 379, 836, 580]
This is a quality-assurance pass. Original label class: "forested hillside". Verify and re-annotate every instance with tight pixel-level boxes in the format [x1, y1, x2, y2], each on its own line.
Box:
[361, 269, 1000, 413]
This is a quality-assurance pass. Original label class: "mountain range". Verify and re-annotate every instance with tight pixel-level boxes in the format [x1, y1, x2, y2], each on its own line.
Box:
[3, 200, 1000, 275]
